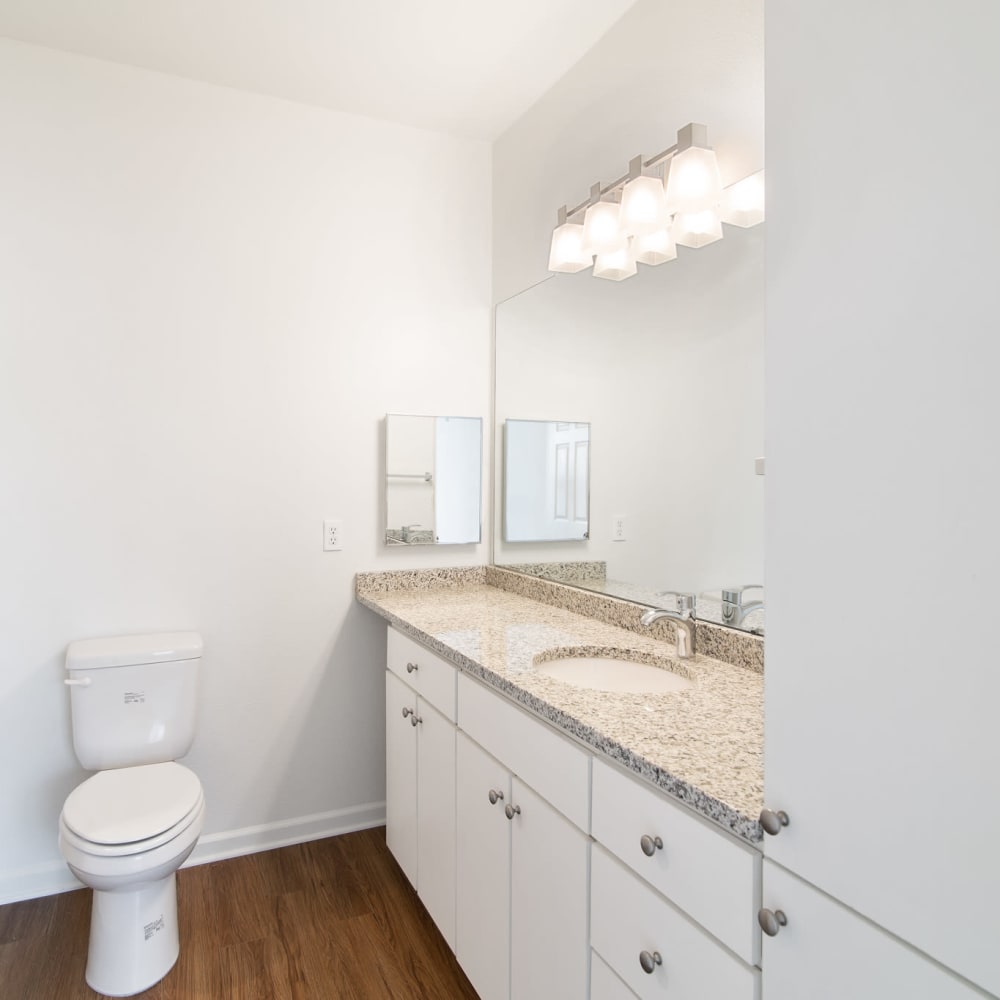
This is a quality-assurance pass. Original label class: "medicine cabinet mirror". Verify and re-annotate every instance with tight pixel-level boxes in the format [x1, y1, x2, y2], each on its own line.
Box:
[385, 413, 482, 546]
[503, 418, 591, 542]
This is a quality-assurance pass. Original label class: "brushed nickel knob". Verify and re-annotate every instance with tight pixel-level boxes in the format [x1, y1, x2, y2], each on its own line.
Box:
[410, 714, 422, 727]
[488, 789, 504, 805]
[640, 834, 663, 857]
[758, 908, 788, 937]
[401, 707, 413, 719]
[759, 808, 790, 836]
[504, 803, 521, 821]
[638, 950, 662, 974]
[406, 661, 418, 673]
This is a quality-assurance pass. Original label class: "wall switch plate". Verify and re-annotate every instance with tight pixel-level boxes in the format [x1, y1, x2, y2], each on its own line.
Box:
[323, 519, 343, 551]
[612, 516, 627, 542]
[755, 457, 766, 476]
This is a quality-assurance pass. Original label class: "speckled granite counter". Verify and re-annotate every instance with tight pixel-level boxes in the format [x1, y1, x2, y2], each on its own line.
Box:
[357, 569, 764, 844]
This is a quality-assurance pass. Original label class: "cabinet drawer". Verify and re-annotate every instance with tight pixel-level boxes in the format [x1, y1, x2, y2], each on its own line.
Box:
[387, 627, 456, 721]
[457, 673, 590, 832]
[592, 846, 759, 1000]
[592, 950, 639, 999]
[592, 758, 760, 964]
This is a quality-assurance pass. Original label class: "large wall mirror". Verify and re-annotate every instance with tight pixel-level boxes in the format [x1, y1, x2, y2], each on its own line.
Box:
[385, 413, 482, 546]
[493, 224, 764, 631]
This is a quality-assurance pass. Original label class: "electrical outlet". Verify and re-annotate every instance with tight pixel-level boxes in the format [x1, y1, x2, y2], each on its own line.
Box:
[323, 519, 343, 551]
[612, 516, 627, 541]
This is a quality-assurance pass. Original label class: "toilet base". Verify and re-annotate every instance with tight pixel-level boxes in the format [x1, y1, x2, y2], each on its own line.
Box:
[86, 873, 180, 998]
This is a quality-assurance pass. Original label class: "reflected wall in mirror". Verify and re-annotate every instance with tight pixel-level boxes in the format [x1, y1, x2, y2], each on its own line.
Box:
[503, 419, 590, 542]
[493, 224, 764, 631]
[385, 413, 482, 546]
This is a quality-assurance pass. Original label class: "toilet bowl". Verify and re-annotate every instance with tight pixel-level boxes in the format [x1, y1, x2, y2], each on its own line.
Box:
[59, 762, 205, 997]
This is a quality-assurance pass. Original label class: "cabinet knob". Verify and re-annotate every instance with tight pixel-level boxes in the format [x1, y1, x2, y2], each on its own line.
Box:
[504, 803, 521, 821]
[410, 714, 422, 727]
[758, 908, 788, 937]
[401, 707, 413, 719]
[406, 661, 418, 673]
[759, 808, 790, 836]
[638, 950, 662, 975]
[488, 789, 504, 806]
[640, 834, 663, 857]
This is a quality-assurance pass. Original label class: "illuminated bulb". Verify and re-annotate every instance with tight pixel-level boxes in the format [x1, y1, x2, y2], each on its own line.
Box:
[593, 240, 637, 281]
[547, 221, 592, 273]
[619, 175, 669, 236]
[672, 209, 723, 248]
[582, 200, 625, 256]
[721, 169, 765, 227]
[634, 227, 677, 265]
[663, 124, 723, 216]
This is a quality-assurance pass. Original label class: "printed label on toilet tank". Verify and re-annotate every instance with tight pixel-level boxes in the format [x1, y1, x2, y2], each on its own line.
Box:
[124, 691, 145, 705]
[144, 915, 164, 941]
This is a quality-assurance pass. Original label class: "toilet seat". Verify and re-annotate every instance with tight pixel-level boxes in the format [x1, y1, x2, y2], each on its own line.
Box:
[62, 762, 203, 857]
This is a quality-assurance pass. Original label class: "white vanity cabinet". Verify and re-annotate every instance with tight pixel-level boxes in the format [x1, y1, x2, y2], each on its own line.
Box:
[384, 629, 457, 949]
[760, 861, 987, 1000]
[455, 675, 590, 1000]
[590, 759, 761, 1000]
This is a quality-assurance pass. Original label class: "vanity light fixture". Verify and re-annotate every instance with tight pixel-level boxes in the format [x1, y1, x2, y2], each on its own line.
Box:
[546, 123, 764, 281]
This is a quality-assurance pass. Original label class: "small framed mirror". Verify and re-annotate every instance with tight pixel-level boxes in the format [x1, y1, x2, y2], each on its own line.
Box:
[503, 418, 590, 542]
[385, 414, 482, 546]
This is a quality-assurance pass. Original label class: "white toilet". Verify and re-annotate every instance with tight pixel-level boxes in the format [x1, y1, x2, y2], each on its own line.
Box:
[58, 632, 206, 998]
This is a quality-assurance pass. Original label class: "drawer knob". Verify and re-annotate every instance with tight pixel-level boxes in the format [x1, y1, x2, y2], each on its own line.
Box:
[504, 803, 521, 821]
[758, 908, 788, 937]
[488, 789, 504, 806]
[638, 950, 662, 974]
[406, 661, 419, 673]
[401, 706, 413, 719]
[640, 834, 663, 857]
[410, 714, 422, 727]
[759, 808, 790, 836]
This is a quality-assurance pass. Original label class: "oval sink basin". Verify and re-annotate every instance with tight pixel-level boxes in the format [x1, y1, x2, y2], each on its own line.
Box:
[535, 656, 693, 694]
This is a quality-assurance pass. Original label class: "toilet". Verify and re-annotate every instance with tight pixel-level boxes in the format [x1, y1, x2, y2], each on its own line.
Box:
[58, 632, 206, 998]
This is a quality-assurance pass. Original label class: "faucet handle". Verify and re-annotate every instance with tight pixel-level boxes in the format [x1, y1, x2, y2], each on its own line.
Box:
[655, 590, 695, 613]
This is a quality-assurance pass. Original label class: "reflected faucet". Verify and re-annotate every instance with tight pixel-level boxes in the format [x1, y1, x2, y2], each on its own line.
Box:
[721, 586, 764, 627]
[640, 602, 696, 659]
[400, 524, 421, 543]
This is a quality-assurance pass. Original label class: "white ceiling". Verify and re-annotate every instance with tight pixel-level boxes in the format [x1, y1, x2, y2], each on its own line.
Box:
[0, 0, 639, 140]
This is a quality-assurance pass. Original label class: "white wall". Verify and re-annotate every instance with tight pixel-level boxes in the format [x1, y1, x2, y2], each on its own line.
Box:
[0, 39, 491, 902]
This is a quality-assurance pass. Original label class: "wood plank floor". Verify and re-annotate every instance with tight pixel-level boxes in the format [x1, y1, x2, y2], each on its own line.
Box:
[0, 827, 480, 999]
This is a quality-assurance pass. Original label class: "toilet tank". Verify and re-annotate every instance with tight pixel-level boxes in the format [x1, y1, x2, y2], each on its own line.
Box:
[65, 632, 202, 771]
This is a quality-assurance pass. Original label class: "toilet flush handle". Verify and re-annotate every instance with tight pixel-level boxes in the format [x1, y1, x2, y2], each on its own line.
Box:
[64, 677, 91, 686]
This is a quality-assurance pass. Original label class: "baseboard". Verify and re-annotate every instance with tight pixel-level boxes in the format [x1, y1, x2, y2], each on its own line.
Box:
[0, 801, 386, 906]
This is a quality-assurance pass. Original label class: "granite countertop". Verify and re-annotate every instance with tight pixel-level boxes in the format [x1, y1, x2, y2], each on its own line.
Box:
[357, 574, 764, 844]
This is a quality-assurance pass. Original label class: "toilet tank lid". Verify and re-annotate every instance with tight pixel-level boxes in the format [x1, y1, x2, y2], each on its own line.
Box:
[66, 632, 203, 671]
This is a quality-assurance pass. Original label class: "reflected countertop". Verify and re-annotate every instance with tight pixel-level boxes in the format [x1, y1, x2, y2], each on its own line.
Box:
[357, 570, 764, 844]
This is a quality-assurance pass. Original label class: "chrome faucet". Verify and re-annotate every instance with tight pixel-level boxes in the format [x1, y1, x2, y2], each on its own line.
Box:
[721, 586, 764, 626]
[400, 523, 421, 543]
[640, 604, 696, 659]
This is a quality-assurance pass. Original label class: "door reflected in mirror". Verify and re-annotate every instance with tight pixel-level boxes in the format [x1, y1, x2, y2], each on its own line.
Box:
[385, 414, 482, 546]
[503, 419, 590, 542]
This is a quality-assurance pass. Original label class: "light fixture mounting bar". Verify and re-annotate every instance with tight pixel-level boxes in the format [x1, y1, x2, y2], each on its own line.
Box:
[563, 141, 680, 222]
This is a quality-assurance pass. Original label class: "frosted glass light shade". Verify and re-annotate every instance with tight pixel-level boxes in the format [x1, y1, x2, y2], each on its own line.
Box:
[548, 222, 592, 273]
[619, 175, 669, 236]
[634, 227, 677, 265]
[582, 200, 626, 256]
[593, 242, 636, 281]
[672, 209, 723, 249]
[664, 146, 724, 216]
[721, 170, 766, 227]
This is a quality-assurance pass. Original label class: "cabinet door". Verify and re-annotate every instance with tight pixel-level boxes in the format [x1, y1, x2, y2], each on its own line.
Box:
[761, 861, 986, 1000]
[385, 671, 417, 886]
[510, 779, 589, 1000]
[456, 734, 511, 1000]
[766, 3, 1000, 995]
[416, 697, 457, 950]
